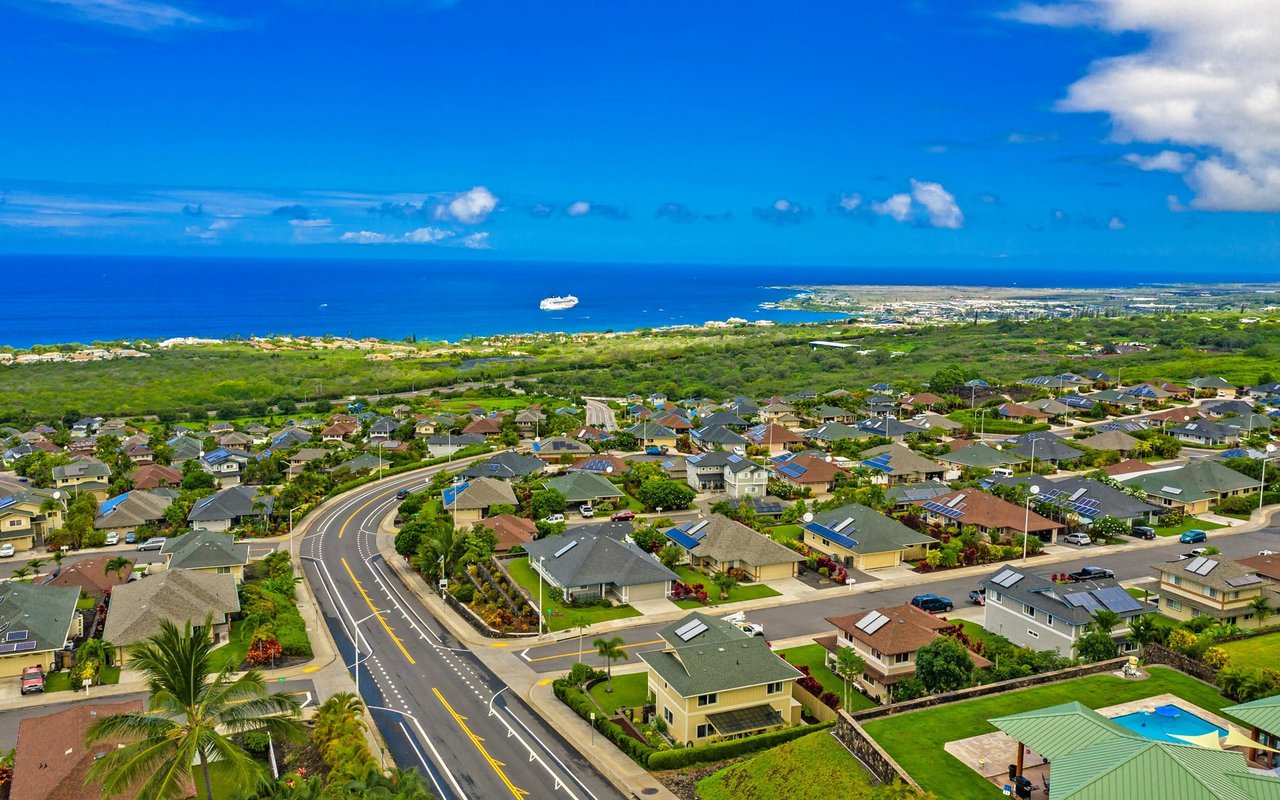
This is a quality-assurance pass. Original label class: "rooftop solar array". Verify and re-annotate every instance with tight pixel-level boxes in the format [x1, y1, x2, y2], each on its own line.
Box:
[1065, 591, 1104, 614]
[0, 496, 16, 511]
[832, 517, 855, 533]
[922, 498, 966, 520]
[553, 540, 578, 558]
[855, 611, 890, 635]
[1060, 395, 1094, 408]
[752, 500, 784, 514]
[777, 461, 809, 479]
[802, 520, 859, 551]
[1185, 557, 1219, 576]
[1091, 586, 1144, 614]
[675, 619, 708, 641]
[5, 630, 27, 642]
[1226, 575, 1264, 587]
[665, 519, 712, 550]
[0, 641, 37, 654]
[862, 452, 894, 473]
[991, 569, 1024, 587]
[1041, 488, 1102, 518]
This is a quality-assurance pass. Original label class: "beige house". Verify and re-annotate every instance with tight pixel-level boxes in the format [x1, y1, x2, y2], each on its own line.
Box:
[665, 514, 803, 581]
[160, 528, 250, 583]
[640, 613, 802, 745]
[626, 421, 678, 450]
[444, 477, 519, 525]
[802, 503, 935, 571]
[51, 460, 112, 500]
[1154, 556, 1278, 629]
[820, 604, 990, 703]
[0, 488, 63, 553]
[0, 583, 79, 678]
[103, 570, 240, 665]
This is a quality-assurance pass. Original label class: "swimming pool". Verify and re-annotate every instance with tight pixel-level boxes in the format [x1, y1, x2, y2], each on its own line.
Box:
[1110, 704, 1226, 744]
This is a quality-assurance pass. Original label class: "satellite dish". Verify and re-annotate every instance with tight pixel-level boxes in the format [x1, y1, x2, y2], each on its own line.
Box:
[825, 456, 833, 463]
[1029, 485, 1041, 495]
[606, 466, 614, 474]
[52, 491, 62, 500]
[802, 512, 814, 523]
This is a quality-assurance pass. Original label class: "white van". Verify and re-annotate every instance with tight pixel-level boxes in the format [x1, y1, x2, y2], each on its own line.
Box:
[991, 467, 1015, 478]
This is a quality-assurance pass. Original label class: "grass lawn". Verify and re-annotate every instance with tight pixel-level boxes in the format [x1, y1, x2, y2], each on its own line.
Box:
[43, 665, 121, 693]
[776, 644, 877, 712]
[957, 619, 1010, 651]
[767, 525, 803, 545]
[587, 672, 649, 717]
[696, 729, 880, 800]
[194, 760, 267, 799]
[672, 566, 782, 608]
[863, 666, 1236, 800]
[76, 597, 97, 611]
[1218, 630, 1280, 673]
[207, 622, 253, 673]
[1154, 517, 1226, 537]
[505, 558, 642, 632]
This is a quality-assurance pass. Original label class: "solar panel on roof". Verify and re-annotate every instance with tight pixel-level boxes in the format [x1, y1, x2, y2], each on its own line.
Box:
[1192, 559, 1219, 576]
[1185, 556, 1207, 573]
[553, 540, 578, 558]
[778, 462, 808, 478]
[832, 517, 855, 533]
[676, 620, 708, 641]
[1226, 575, 1264, 587]
[14, 640, 35, 652]
[855, 610, 889, 632]
[1065, 592, 1104, 613]
[0, 496, 16, 510]
[1069, 488, 1088, 502]
[946, 494, 965, 509]
[5, 630, 27, 642]
[862, 614, 890, 635]
[688, 520, 709, 536]
[1093, 587, 1144, 614]
[0, 643, 15, 654]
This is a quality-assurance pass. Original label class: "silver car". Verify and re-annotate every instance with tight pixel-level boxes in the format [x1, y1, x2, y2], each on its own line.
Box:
[137, 537, 167, 551]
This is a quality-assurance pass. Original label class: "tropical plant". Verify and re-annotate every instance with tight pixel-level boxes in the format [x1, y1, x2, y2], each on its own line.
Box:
[1127, 614, 1161, 654]
[104, 556, 133, 581]
[1087, 608, 1121, 635]
[85, 617, 304, 800]
[593, 636, 628, 692]
[914, 637, 974, 694]
[1249, 594, 1274, 625]
[26, 556, 48, 575]
[711, 571, 738, 600]
[9, 565, 32, 582]
[657, 544, 684, 571]
[835, 645, 867, 711]
[1074, 629, 1119, 663]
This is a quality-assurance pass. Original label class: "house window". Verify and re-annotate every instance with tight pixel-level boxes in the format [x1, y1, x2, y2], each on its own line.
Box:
[697, 693, 717, 707]
[216, 566, 231, 574]
[1027, 629, 1039, 639]
[1045, 615, 1054, 628]
[1203, 586, 1218, 599]
[697, 723, 715, 739]
[766, 682, 782, 695]
[1021, 603, 1036, 619]
[664, 707, 673, 724]
[1166, 598, 1183, 611]
[988, 590, 1001, 603]
[1191, 609, 1202, 618]
[1169, 574, 1182, 586]
[893, 653, 911, 665]
[1226, 616, 1238, 626]
[6, 519, 21, 527]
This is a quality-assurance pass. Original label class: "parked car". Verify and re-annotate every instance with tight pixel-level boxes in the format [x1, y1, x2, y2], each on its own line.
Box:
[542, 513, 565, 524]
[610, 510, 636, 521]
[968, 589, 986, 606]
[137, 537, 166, 551]
[1180, 529, 1208, 544]
[1260, 550, 1277, 556]
[1131, 526, 1157, 540]
[124, 531, 137, 544]
[395, 488, 410, 500]
[721, 611, 764, 637]
[0, 544, 14, 558]
[1062, 532, 1092, 546]
[1068, 566, 1115, 582]
[644, 446, 668, 455]
[579, 504, 595, 519]
[20, 665, 44, 695]
[911, 594, 954, 613]
[104, 532, 120, 546]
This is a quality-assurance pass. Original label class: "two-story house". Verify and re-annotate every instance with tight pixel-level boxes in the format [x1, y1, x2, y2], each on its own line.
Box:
[1121, 460, 1261, 515]
[742, 423, 806, 457]
[51, 460, 112, 501]
[1154, 556, 1278, 629]
[724, 456, 769, 499]
[0, 488, 63, 552]
[198, 449, 253, 488]
[980, 567, 1146, 655]
[802, 503, 935, 571]
[820, 604, 990, 703]
[640, 613, 802, 745]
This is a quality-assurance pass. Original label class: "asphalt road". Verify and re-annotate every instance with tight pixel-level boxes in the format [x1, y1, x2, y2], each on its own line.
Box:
[0, 679, 317, 751]
[299, 464, 623, 800]
[517, 525, 1280, 673]
[584, 399, 619, 432]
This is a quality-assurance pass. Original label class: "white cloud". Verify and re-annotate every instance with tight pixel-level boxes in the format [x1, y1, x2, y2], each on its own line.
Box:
[1108, 215, 1127, 230]
[208, 219, 233, 231]
[41, 0, 209, 30]
[339, 230, 394, 244]
[871, 193, 912, 222]
[458, 232, 492, 249]
[1123, 150, 1194, 173]
[289, 218, 332, 228]
[432, 186, 498, 224]
[909, 179, 964, 229]
[1013, 0, 1280, 210]
[837, 193, 862, 212]
[403, 226, 452, 243]
[566, 201, 591, 217]
[1167, 194, 1188, 212]
[340, 226, 461, 246]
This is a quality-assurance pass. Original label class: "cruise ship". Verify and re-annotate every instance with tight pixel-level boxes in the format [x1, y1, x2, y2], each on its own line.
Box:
[539, 295, 579, 311]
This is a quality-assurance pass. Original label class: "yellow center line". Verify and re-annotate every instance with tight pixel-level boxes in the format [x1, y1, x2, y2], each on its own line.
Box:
[338, 485, 399, 539]
[433, 687, 527, 799]
[341, 557, 416, 665]
[523, 638, 663, 663]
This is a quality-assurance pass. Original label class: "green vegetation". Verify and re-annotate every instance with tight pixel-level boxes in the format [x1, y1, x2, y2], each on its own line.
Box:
[777, 644, 875, 711]
[767, 524, 804, 545]
[587, 672, 648, 716]
[207, 620, 255, 673]
[955, 620, 1010, 651]
[863, 667, 1237, 800]
[696, 730, 888, 800]
[1154, 517, 1226, 537]
[505, 558, 642, 631]
[1218, 630, 1280, 673]
[672, 566, 782, 608]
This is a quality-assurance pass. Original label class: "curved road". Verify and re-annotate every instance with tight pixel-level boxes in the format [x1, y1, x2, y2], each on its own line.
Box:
[297, 464, 623, 800]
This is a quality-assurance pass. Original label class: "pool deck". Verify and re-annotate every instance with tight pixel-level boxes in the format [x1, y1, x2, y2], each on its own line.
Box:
[944, 689, 1249, 796]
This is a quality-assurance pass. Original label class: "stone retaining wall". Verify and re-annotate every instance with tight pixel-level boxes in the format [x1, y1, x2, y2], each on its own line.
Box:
[1143, 643, 1218, 684]
[833, 712, 921, 789]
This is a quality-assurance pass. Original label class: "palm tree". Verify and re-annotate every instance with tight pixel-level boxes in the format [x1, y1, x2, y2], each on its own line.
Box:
[1088, 608, 1121, 635]
[104, 556, 133, 581]
[711, 571, 738, 600]
[75, 637, 114, 685]
[10, 565, 32, 582]
[1249, 594, 1273, 625]
[592, 636, 628, 692]
[1127, 614, 1160, 655]
[26, 556, 48, 575]
[52, 548, 65, 569]
[85, 617, 304, 800]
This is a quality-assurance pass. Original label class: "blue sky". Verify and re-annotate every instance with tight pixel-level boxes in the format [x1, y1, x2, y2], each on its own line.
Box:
[1, 0, 1277, 268]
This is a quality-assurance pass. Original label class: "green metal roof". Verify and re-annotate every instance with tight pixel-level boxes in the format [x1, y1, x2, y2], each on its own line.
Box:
[1225, 694, 1280, 737]
[0, 583, 79, 653]
[990, 702, 1132, 760]
[639, 612, 801, 698]
[1051, 737, 1256, 800]
[542, 472, 623, 504]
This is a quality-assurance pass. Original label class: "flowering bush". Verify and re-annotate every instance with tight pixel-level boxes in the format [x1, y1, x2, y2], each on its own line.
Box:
[246, 637, 283, 667]
[671, 581, 710, 604]
[819, 691, 841, 709]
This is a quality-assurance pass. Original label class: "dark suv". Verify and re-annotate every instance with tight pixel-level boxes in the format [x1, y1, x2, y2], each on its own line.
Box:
[911, 594, 954, 613]
[1131, 526, 1156, 540]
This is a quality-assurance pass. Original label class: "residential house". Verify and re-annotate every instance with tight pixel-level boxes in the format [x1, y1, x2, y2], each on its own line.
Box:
[820, 605, 989, 703]
[691, 424, 750, 452]
[803, 422, 863, 445]
[463, 417, 503, 437]
[641, 612, 802, 745]
[522, 529, 677, 604]
[286, 447, 329, 477]
[1005, 431, 1085, 467]
[568, 454, 629, 475]
[858, 417, 928, 441]
[724, 455, 770, 499]
[166, 433, 204, 464]
[0, 489, 62, 552]
[1121, 460, 1260, 514]
[186, 485, 274, 532]
[570, 426, 611, 444]
[802, 503, 935, 571]
[980, 566, 1146, 654]
[51, 459, 112, 500]
[216, 431, 255, 451]
[125, 442, 155, 465]
[271, 428, 313, 449]
[759, 402, 796, 425]
[514, 406, 546, 435]
[426, 432, 486, 458]
[1202, 399, 1254, 418]
[103, 570, 240, 664]
[94, 490, 175, 537]
[530, 436, 593, 462]
[0, 582, 79, 677]
[1022, 475, 1162, 527]
[1237, 553, 1280, 583]
[542, 471, 624, 507]
[699, 411, 749, 430]
[443, 477, 519, 524]
[811, 405, 854, 425]
[859, 444, 950, 485]
[161, 528, 251, 582]
[664, 514, 803, 581]
[914, 413, 964, 433]
[1024, 398, 1076, 417]
[1102, 458, 1159, 478]
[913, 489, 1064, 543]
[997, 401, 1052, 422]
[686, 451, 736, 492]
[323, 420, 359, 442]
[369, 416, 400, 441]
[901, 392, 947, 411]
[935, 443, 1024, 472]
[627, 421, 679, 450]
[45, 555, 132, 599]
[199, 448, 252, 488]
[884, 481, 952, 509]
[331, 453, 390, 476]
[773, 453, 848, 494]
[1077, 429, 1141, 454]
[461, 451, 545, 481]
[480, 514, 538, 552]
[1224, 694, 1280, 771]
[1169, 419, 1239, 446]
[1153, 555, 1278, 629]
[743, 423, 806, 456]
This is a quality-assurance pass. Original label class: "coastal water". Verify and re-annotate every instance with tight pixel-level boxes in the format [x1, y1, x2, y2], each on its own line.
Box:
[2, 253, 1276, 348]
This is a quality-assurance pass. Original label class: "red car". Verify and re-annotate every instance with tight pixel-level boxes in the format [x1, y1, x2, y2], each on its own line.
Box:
[610, 510, 636, 521]
[20, 665, 44, 695]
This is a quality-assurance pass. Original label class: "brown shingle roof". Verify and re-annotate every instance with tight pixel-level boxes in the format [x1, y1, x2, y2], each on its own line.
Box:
[1102, 459, 1156, 477]
[128, 463, 183, 489]
[481, 514, 538, 551]
[45, 556, 132, 596]
[1236, 554, 1280, 583]
[826, 604, 949, 655]
[913, 489, 1063, 533]
[778, 453, 848, 485]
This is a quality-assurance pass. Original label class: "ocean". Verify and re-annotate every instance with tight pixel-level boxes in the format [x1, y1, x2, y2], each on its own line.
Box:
[2, 253, 1276, 348]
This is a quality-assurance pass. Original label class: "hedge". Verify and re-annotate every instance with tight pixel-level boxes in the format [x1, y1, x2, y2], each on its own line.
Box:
[553, 678, 655, 765]
[645, 720, 835, 771]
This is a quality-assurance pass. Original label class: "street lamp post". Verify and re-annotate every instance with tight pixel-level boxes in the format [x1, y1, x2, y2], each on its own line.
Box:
[1259, 445, 1278, 511]
[349, 609, 386, 699]
[976, 408, 988, 440]
[1023, 485, 1041, 562]
[288, 504, 304, 561]
[376, 441, 385, 480]
[537, 555, 546, 638]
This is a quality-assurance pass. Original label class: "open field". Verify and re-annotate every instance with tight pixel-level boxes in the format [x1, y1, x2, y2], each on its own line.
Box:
[696, 729, 881, 800]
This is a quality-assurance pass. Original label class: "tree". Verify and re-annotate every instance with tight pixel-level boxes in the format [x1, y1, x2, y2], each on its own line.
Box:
[10, 565, 32, 582]
[181, 469, 215, 491]
[592, 636, 628, 692]
[85, 617, 303, 800]
[465, 524, 498, 563]
[658, 545, 684, 571]
[636, 478, 695, 511]
[74, 637, 114, 686]
[1087, 608, 1121, 635]
[530, 488, 568, 520]
[1249, 594, 1273, 625]
[104, 556, 133, 581]
[26, 556, 47, 576]
[914, 637, 974, 694]
[1127, 614, 1161, 654]
[1074, 629, 1119, 663]
[711, 571, 738, 600]
[835, 646, 867, 711]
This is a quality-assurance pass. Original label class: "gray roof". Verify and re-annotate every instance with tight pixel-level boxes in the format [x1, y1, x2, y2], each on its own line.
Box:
[52, 460, 111, 480]
[331, 453, 390, 473]
[161, 529, 250, 570]
[103, 570, 240, 646]
[639, 612, 802, 697]
[460, 451, 545, 481]
[94, 490, 174, 530]
[0, 583, 78, 654]
[692, 425, 750, 446]
[1006, 432, 1085, 462]
[675, 514, 804, 567]
[809, 503, 936, 554]
[859, 417, 928, 437]
[522, 531, 677, 589]
[860, 443, 945, 477]
[449, 477, 518, 510]
[187, 485, 274, 522]
[804, 422, 862, 442]
[701, 411, 749, 428]
[1122, 460, 1260, 503]
[1077, 429, 1141, 451]
[936, 444, 1024, 468]
[1170, 419, 1236, 439]
[979, 567, 1145, 626]
[885, 480, 954, 504]
[426, 432, 486, 447]
[986, 476, 1162, 521]
[1153, 556, 1273, 594]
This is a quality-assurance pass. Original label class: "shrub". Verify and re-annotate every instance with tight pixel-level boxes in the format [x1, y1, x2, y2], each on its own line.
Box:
[242, 731, 271, 755]
[1166, 627, 1199, 655]
[553, 679, 655, 765]
[450, 583, 476, 604]
[1202, 646, 1231, 669]
[646, 721, 833, 770]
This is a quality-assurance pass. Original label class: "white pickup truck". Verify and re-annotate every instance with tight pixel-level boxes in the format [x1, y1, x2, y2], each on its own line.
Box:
[721, 611, 764, 637]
